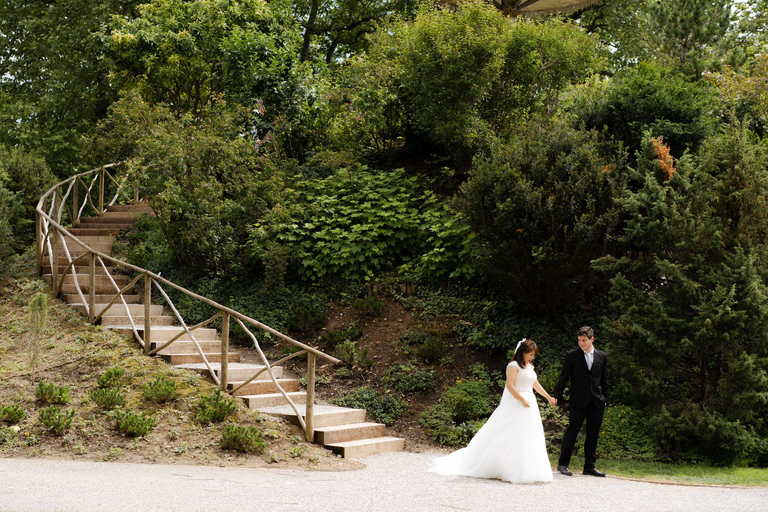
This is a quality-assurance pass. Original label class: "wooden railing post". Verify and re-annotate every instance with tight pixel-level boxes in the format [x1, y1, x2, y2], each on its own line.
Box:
[220, 313, 230, 392]
[144, 275, 152, 354]
[99, 167, 105, 213]
[35, 213, 43, 273]
[305, 353, 316, 442]
[88, 252, 96, 324]
[72, 179, 79, 226]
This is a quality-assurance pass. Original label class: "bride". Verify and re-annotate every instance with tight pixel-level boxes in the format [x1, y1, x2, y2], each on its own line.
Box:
[428, 338, 556, 484]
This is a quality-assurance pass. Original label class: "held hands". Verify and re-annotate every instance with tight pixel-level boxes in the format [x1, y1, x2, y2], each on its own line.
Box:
[547, 396, 557, 407]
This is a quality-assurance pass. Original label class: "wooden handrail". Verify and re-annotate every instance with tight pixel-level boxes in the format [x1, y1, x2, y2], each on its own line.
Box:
[35, 164, 339, 441]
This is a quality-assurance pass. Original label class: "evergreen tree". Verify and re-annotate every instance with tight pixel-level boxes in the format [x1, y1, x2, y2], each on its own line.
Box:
[595, 129, 768, 465]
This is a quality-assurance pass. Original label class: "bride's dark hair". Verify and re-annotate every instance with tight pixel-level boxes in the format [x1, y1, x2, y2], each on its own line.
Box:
[513, 339, 538, 368]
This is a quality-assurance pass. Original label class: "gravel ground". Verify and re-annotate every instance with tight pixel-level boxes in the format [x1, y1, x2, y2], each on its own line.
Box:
[1, 451, 766, 512]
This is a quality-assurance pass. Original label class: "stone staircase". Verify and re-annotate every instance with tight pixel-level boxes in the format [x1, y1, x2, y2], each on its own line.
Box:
[45, 202, 405, 458]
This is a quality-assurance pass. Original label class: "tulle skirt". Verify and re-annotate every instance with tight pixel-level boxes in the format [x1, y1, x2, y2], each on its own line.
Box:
[428, 388, 554, 484]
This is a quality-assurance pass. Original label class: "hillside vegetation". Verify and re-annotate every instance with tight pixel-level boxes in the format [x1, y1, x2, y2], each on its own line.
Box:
[2, 0, 768, 467]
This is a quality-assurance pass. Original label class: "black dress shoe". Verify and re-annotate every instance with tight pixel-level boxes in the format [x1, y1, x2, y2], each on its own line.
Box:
[557, 465, 573, 476]
[583, 467, 606, 477]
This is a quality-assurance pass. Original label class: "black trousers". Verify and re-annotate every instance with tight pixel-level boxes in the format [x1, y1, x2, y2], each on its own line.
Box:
[558, 400, 605, 469]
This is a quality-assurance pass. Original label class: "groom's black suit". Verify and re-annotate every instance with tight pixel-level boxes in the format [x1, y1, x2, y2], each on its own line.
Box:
[553, 347, 609, 470]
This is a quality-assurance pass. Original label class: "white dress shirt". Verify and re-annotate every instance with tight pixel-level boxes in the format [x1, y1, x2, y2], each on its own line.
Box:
[584, 348, 594, 370]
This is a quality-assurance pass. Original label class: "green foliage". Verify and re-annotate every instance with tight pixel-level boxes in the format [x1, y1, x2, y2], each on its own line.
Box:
[103, 0, 305, 117]
[89, 388, 127, 411]
[334, 2, 601, 162]
[286, 306, 327, 332]
[352, 295, 383, 316]
[569, 62, 717, 161]
[318, 323, 363, 351]
[98, 367, 128, 389]
[415, 334, 449, 362]
[457, 117, 626, 314]
[595, 128, 768, 464]
[385, 364, 437, 394]
[420, 365, 499, 445]
[35, 381, 71, 405]
[334, 340, 372, 368]
[219, 424, 265, 454]
[113, 410, 156, 437]
[0, 404, 26, 424]
[38, 406, 75, 435]
[195, 389, 238, 424]
[598, 405, 659, 461]
[249, 168, 440, 282]
[330, 386, 407, 425]
[141, 376, 178, 403]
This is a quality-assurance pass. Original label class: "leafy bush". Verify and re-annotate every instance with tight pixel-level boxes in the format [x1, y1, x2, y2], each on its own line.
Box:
[0, 404, 26, 424]
[89, 388, 127, 411]
[114, 410, 156, 437]
[35, 381, 71, 405]
[352, 295, 383, 316]
[598, 405, 658, 461]
[334, 340, 372, 368]
[38, 406, 75, 435]
[141, 376, 178, 403]
[385, 364, 437, 394]
[195, 389, 238, 424]
[416, 335, 449, 362]
[98, 367, 128, 389]
[318, 323, 363, 351]
[457, 117, 626, 314]
[286, 306, 327, 332]
[219, 424, 266, 454]
[330, 386, 407, 426]
[420, 405, 486, 447]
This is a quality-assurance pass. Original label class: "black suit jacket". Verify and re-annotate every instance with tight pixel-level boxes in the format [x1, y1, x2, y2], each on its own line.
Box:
[553, 347, 609, 408]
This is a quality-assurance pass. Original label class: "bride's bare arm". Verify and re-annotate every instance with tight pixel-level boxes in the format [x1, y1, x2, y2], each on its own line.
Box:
[506, 364, 530, 407]
[534, 380, 557, 406]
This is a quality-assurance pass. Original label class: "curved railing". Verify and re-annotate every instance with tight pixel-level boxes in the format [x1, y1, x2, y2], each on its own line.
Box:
[36, 163, 339, 440]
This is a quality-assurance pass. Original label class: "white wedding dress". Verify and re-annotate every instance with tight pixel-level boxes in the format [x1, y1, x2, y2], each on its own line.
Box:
[428, 361, 554, 484]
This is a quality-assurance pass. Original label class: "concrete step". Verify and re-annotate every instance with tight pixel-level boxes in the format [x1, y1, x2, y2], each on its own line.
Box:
[43, 264, 114, 275]
[97, 303, 164, 317]
[228, 379, 300, 397]
[101, 315, 174, 327]
[106, 204, 153, 213]
[44, 274, 130, 287]
[150, 339, 222, 355]
[108, 326, 219, 342]
[78, 212, 142, 222]
[314, 422, 387, 445]
[60, 283, 134, 295]
[324, 437, 405, 459]
[70, 223, 134, 232]
[241, 392, 307, 410]
[64, 294, 141, 305]
[175, 363, 283, 381]
[67, 227, 128, 236]
[159, 352, 240, 365]
[258, 405, 366, 428]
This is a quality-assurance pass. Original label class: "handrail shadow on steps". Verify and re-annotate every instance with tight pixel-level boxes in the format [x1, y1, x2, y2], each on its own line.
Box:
[35, 163, 340, 441]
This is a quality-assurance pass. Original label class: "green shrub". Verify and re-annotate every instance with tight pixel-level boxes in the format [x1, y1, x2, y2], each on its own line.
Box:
[318, 323, 362, 351]
[38, 406, 75, 435]
[334, 340, 372, 368]
[286, 306, 327, 332]
[35, 380, 71, 404]
[282, 344, 307, 361]
[0, 404, 26, 424]
[114, 410, 156, 437]
[195, 389, 237, 424]
[330, 386, 407, 426]
[89, 388, 126, 411]
[385, 364, 437, 394]
[598, 404, 658, 461]
[352, 295, 383, 316]
[219, 424, 266, 453]
[416, 335, 449, 362]
[98, 367, 128, 389]
[420, 405, 486, 447]
[441, 380, 495, 424]
[141, 376, 178, 403]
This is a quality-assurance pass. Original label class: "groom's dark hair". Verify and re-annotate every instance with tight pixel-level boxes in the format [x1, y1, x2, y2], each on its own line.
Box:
[576, 326, 594, 339]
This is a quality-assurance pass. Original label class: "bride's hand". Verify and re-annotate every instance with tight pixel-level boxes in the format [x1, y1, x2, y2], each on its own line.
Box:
[521, 399, 530, 408]
[547, 397, 557, 406]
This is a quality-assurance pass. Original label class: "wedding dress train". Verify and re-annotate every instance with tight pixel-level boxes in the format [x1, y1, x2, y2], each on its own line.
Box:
[428, 361, 554, 484]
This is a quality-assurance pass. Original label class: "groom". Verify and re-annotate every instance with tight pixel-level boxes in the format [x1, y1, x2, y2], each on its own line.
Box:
[552, 325, 609, 477]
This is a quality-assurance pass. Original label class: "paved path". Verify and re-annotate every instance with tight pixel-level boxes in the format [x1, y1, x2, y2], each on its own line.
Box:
[1, 452, 766, 512]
